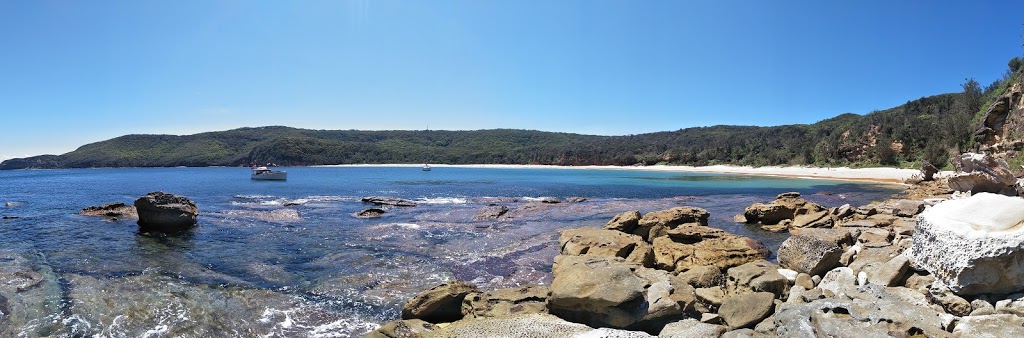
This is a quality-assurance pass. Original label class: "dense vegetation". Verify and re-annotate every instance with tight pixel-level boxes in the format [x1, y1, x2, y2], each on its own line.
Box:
[3, 59, 1021, 170]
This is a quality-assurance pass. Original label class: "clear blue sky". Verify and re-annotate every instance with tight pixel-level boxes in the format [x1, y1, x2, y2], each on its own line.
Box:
[2, 0, 1023, 159]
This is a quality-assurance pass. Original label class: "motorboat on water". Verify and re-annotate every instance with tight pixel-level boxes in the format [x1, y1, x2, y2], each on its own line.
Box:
[251, 166, 287, 180]
[422, 163, 431, 171]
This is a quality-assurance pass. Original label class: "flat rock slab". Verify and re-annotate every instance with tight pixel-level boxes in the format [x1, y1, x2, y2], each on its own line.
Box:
[718, 292, 775, 329]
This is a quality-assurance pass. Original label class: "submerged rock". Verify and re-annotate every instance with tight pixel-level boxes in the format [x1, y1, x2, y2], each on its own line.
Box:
[0, 250, 62, 338]
[472, 205, 509, 221]
[134, 192, 198, 232]
[908, 193, 1024, 295]
[354, 208, 386, 218]
[79, 202, 138, 219]
[361, 196, 417, 207]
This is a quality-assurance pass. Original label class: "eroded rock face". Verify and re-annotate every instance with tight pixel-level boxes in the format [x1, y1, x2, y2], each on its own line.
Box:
[947, 153, 1017, 195]
[134, 192, 198, 232]
[908, 193, 1024, 295]
[401, 281, 478, 323]
[461, 286, 548, 319]
[559, 228, 653, 267]
[604, 210, 642, 234]
[651, 225, 770, 272]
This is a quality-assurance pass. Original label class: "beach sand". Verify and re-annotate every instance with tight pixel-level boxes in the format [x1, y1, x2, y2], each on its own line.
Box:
[315, 164, 947, 184]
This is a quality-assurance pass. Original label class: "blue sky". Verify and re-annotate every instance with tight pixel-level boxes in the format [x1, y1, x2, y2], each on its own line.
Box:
[2, 1, 1023, 158]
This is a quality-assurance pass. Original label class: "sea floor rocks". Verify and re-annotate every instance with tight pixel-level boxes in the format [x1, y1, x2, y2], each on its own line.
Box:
[64, 272, 350, 337]
[908, 192, 1024, 295]
[361, 196, 417, 207]
[134, 191, 198, 232]
[0, 251, 62, 338]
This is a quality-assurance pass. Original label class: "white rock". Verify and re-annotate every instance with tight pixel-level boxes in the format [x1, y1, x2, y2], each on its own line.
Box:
[857, 271, 868, 286]
[777, 269, 799, 282]
[909, 193, 1024, 295]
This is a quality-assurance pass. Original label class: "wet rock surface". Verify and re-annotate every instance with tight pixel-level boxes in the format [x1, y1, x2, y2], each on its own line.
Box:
[134, 191, 198, 232]
[361, 196, 418, 207]
[79, 202, 138, 219]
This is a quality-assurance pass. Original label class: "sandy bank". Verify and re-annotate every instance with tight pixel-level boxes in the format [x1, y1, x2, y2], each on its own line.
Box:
[315, 164, 944, 184]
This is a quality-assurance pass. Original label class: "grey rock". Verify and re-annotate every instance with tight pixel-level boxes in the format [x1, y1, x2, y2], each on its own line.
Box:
[862, 255, 910, 286]
[718, 292, 775, 329]
[79, 202, 138, 219]
[927, 284, 972, 316]
[890, 199, 925, 217]
[722, 328, 769, 338]
[795, 273, 814, 289]
[726, 260, 788, 298]
[777, 234, 842, 276]
[695, 286, 728, 307]
[364, 319, 436, 338]
[970, 298, 996, 316]
[774, 297, 953, 338]
[354, 208, 386, 218]
[953, 314, 1024, 337]
[472, 205, 508, 221]
[817, 267, 856, 296]
[659, 318, 726, 338]
[428, 313, 656, 338]
[994, 293, 1024, 316]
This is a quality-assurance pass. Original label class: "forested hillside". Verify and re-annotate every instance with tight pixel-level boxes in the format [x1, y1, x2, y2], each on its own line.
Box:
[3, 59, 1019, 170]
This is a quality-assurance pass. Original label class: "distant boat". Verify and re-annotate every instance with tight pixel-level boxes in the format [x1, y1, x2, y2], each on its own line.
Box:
[422, 127, 432, 171]
[251, 166, 287, 180]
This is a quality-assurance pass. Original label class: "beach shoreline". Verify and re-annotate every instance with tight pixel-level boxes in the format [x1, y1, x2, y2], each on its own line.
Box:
[313, 163, 940, 185]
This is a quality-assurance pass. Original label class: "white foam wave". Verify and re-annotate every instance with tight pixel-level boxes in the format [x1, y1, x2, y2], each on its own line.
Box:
[417, 197, 468, 204]
[234, 194, 275, 199]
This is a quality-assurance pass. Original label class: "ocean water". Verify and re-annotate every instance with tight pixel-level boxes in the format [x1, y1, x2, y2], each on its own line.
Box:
[0, 166, 901, 337]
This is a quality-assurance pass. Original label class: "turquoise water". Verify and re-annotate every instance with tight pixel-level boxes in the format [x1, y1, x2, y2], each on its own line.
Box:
[0, 166, 900, 337]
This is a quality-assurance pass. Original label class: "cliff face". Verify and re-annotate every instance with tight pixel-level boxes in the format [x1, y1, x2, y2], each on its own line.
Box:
[976, 80, 1024, 172]
[977, 82, 1024, 146]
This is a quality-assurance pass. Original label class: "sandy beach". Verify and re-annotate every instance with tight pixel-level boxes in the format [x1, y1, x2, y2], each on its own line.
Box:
[316, 164, 942, 184]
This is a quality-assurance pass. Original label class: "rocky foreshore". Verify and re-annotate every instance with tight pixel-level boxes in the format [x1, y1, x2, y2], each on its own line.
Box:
[368, 171, 1024, 337]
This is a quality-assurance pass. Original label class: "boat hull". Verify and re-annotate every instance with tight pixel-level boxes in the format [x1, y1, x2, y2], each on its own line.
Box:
[251, 171, 287, 180]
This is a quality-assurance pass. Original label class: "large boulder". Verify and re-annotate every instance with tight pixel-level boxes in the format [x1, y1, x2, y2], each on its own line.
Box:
[953, 314, 1024, 337]
[634, 206, 710, 240]
[947, 153, 1017, 195]
[401, 281, 478, 323]
[651, 225, 770, 272]
[776, 234, 842, 276]
[134, 192, 198, 232]
[726, 260, 789, 298]
[548, 255, 683, 331]
[718, 292, 775, 329]
[559, 228, 653, 267]
[908, 193, 1024, 295]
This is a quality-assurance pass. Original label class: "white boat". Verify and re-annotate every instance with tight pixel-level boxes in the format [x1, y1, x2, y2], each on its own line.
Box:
[251, 166, 287, 180]
[422, 163, 431, 171]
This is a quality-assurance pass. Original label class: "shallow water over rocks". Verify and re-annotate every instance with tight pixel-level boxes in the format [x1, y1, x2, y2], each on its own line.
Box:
[0, 167, 899, 336]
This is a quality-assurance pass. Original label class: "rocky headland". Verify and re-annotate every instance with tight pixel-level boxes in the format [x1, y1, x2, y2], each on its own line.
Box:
[368, 161, 1024, 337]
